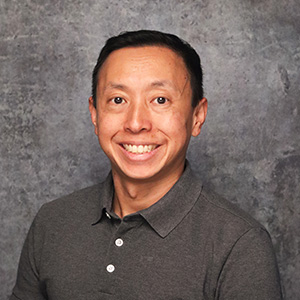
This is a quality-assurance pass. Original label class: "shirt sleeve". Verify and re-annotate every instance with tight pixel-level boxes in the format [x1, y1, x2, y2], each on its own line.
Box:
[216, 227, 283, 300]
[10, 208, 47, 300]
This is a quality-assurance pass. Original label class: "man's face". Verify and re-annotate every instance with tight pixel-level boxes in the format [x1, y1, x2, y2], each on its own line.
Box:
[89, 46, 207, 182]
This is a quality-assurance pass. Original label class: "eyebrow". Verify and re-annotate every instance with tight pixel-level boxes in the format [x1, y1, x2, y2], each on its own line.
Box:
[104, 82, 129, 92]
[150, 80, 174, 88]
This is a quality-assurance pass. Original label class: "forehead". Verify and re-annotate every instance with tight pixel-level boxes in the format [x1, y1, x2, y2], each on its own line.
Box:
[98, 46, 189, 87]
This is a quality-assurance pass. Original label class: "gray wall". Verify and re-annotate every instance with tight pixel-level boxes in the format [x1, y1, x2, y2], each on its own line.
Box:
[1, 0, 299, 299]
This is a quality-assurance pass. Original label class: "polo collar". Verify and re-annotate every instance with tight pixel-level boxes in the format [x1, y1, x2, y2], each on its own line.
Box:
[139, 161, 203, 238]
[93, 162, 203, 238]
[92, 172, 114, 225]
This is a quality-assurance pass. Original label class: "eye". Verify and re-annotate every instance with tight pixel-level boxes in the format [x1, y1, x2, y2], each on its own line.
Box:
[154, 97, 168, 104]
[111, 97, 125, 104]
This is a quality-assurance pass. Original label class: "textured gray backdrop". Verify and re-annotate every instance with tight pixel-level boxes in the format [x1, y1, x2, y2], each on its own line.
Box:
[1, 0, 299, 299]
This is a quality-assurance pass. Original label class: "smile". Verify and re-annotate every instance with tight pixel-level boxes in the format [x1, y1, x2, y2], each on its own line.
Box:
[122, 144, 158, 154]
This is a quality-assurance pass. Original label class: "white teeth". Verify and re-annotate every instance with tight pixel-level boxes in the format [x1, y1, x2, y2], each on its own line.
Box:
[123, 144, 156, 154]
[138, 145, 144, 153]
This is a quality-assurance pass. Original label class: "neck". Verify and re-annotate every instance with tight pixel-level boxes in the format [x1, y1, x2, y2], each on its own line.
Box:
[112, 165, 184, 218]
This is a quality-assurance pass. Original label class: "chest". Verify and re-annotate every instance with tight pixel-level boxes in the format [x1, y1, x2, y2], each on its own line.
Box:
[39, 218, 218, 300]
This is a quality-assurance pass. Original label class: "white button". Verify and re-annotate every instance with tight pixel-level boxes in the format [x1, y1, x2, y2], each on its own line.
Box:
[105, 212, 111, 219]
[106, 264, 115, 273]
[115, 238, 123, 247]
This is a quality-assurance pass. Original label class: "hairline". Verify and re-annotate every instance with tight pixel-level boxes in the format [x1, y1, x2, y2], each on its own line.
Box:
[94, 45, 192, 103]
[93, 44, 197, 108]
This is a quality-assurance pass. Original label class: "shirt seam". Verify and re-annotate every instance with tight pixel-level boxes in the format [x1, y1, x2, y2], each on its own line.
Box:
[215, 226, 268, 297]
[201, 192, 262, 230]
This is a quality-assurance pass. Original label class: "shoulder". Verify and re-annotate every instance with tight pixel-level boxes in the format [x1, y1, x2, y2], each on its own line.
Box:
[200, 186, 263, 229]
[187, 164, 263, 233]
[190, 184, 269, 247]
[41, 183, 102, 215]
[34, 180, 108, 231]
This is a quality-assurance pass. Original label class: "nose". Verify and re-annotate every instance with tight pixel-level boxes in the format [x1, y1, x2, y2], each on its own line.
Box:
[124, 102, 152, 133]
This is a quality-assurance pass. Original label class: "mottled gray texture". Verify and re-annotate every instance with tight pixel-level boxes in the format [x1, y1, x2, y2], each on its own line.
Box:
[0, 0, 299, 299]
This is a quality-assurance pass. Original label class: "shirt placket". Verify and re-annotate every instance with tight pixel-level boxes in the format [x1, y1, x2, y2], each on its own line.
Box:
[101, 211, 141, 296]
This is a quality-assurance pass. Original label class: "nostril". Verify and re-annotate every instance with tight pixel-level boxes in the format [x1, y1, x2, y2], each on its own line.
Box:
[124, 120, 152, 133]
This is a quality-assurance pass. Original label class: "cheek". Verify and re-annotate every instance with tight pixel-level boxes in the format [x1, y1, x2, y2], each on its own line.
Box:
[157, 111, 192, 144]
[96, 114, 120, 147]
[169, 111, 193, 133]
[98, 112, 120, 131]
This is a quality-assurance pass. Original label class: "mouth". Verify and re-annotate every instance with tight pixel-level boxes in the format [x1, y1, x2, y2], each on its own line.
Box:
[122, 144, 158, 154]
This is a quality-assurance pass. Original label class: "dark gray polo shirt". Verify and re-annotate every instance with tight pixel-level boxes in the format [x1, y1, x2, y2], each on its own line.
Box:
[11, 163, 282, 299]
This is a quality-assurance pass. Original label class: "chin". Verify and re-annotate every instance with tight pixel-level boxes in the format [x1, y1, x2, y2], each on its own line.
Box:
[121, 167, 162, 181]
[116, 159, 184, 183]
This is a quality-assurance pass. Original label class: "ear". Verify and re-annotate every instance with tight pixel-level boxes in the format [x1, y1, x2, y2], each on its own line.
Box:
[191, 98, 208, 137]
[88, 96, 98, 136]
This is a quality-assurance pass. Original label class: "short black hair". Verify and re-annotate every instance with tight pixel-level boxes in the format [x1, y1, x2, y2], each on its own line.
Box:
[92, 30, 203, 108]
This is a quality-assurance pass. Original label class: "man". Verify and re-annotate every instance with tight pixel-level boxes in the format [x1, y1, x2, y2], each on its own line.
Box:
[11, 30, 282, 299]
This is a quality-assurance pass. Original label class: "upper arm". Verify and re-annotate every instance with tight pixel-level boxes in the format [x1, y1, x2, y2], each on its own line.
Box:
[216, 227, 282, 300]
[10, 208, 48, 300]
